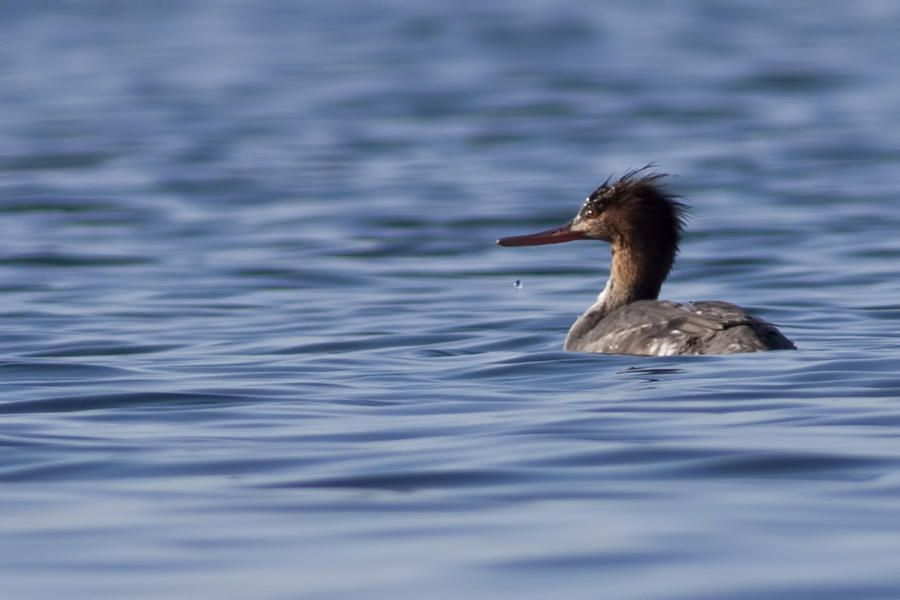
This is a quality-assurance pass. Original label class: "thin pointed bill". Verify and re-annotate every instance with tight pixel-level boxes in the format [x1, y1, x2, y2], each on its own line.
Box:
[497, 222, 587, 246]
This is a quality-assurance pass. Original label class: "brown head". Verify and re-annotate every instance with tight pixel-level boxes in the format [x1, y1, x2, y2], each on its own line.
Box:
[498, 169, 688, 304]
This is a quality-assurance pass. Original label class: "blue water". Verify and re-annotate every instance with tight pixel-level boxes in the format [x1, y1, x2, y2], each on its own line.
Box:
[3, 2, 900, 598]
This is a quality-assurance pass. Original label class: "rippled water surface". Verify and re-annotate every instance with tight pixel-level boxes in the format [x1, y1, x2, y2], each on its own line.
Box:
[4, 3, 900, 598]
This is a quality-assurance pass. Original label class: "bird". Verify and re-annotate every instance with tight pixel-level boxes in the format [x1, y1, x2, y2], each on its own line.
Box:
[497, 169, 796, 355]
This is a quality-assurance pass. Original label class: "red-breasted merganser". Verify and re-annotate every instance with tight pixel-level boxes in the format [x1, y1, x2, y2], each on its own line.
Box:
[497, 170, 796, 355]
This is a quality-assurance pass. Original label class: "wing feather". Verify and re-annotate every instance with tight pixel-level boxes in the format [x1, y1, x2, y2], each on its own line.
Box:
[571, 300, 794, 355]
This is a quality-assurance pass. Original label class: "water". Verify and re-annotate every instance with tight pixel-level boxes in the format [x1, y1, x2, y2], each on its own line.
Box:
[3, 2, 900, 598]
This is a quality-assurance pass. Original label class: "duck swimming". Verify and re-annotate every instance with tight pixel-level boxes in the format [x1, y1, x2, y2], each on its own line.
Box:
[497, 170, 796, 356]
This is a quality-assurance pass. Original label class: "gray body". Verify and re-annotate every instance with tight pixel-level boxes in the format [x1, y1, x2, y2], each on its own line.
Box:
[565, 299, 796, 356]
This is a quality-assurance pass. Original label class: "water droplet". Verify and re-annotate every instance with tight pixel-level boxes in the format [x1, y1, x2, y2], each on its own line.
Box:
[514, 279, 522, 290]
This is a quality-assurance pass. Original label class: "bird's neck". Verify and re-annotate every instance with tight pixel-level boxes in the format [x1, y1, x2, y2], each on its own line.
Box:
[603, 242, 673, 311]
[563, 242, 675, 350]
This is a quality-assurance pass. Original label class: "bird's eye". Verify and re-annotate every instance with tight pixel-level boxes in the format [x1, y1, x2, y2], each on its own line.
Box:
[583, 206, 598, 219]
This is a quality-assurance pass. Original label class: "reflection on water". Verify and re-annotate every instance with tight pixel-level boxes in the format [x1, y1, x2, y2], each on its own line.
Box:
[3, 2, 900, 599]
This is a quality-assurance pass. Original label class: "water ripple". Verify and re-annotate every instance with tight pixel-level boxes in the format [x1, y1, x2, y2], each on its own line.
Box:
[3, 2, 900, 599]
